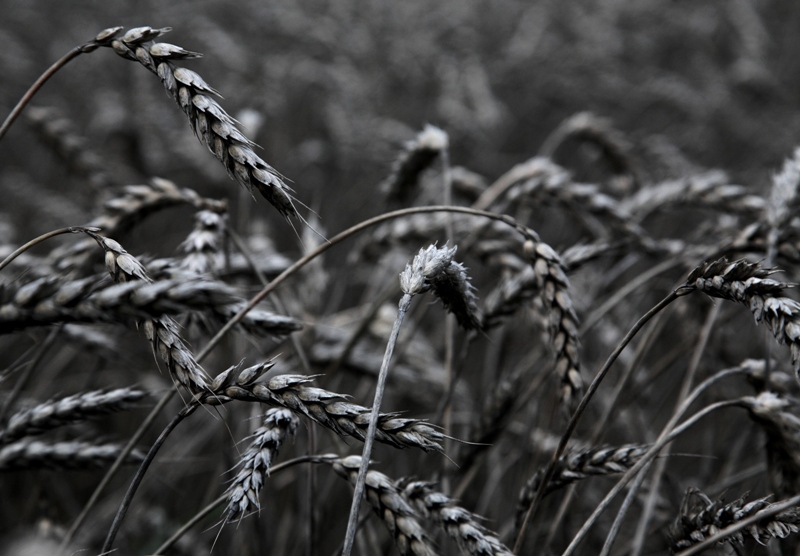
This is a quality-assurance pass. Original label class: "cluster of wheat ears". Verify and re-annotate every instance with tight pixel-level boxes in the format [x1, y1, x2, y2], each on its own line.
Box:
[3, 25, 800, 556]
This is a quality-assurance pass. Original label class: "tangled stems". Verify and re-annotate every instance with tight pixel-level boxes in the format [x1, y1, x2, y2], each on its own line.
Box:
[89, 205, 540, 552]
[514, 290, 679, 553]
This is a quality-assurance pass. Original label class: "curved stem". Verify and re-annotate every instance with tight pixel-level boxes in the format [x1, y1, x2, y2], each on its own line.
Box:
[0, 46, 86, 143]
[0, 226, 97, 273]
[514, 290, 679, 553]
[198, 205, 533, 362]
[101, 404, 196, 553]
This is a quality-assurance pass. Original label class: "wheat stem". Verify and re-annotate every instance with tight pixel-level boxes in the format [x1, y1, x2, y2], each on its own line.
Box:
[101, 403, 195, 553]
[0, 226, 98, 273]
[342, 292, 412, 556]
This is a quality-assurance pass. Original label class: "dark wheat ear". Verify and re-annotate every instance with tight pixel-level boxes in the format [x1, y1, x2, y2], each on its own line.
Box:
[382, 124, 449, 203]
[98, 26, 299, 221]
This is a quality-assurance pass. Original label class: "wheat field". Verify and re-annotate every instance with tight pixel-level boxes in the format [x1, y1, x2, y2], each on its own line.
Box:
[3, 3, 800, 555]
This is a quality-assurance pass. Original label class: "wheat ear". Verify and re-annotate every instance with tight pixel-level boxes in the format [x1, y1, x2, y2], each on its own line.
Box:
[678, 258, 800, 375]
[382, 124, 450, 203]
[224, 408, 299, 522]
[332, 456, 438, 556]
[88, 232, 211, 393]
[201, 361, 444, 452]
[671, 488, 800, 550]
[0, 388, 145, 445]
[101, 26, 298, 219]
[401, 480, 514, 556]
[0, 439, 144, 471]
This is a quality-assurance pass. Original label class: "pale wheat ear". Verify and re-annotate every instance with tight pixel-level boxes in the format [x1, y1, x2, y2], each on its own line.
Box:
[98, 26, 300, 221]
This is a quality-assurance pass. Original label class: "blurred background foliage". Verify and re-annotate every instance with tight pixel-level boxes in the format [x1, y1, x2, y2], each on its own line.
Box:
[2, 0, 799, 242]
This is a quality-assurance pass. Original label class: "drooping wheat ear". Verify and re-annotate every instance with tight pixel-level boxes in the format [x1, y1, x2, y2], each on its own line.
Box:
[98, 26, 298, 219]
[331, 456, 438, 556]
[382, 124, 449, 203]
[224, 408, 299, 523]
[178, 209, 227, 276]
[740, 392, 800, 498]
[87, 232, 211, 393]
[0, 439, 145, 471]
[515, 444, 649, 530]
[670, 488, 800, 550]
[622, 170, 765, 220]
[48, 178, 226, 275]
[202, 362, 444, 452]
[678, 258, 800, 376]
[521, 237, 583, 411]
[400, 243, 482, 330]
[401, 480, 514, 556]
[26, 106, 111, 191]
[538, 111, 641, 192]
[0, 274, 243, 333]
[0, 388, 146, 445]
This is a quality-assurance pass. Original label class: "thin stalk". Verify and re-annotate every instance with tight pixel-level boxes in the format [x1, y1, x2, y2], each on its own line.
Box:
[0, 44, 91, 143]
[0, 226, 97, 273]
[626, 302, 720, 556]
[101, 403, 197, 553]
[514, 290, 679, 553]
[341, 292, 413, 556]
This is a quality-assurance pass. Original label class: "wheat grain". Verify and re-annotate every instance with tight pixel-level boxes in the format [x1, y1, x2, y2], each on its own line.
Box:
[516, 444, 649, 530]
[679, 258, 800, 375]
[622, 170, 765, 220]
[0, 275, 242, 333]
[740, 392, 800, 498]
[400, 244, 482, 330]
